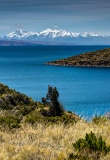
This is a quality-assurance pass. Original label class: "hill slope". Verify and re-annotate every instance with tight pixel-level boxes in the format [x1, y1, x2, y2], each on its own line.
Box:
[0, 83, 110, 160]
[0, 83, 79, 124]
[0, 84, 110, 160]
[47, 48, 110, 67]
[0, 83, 38, 114]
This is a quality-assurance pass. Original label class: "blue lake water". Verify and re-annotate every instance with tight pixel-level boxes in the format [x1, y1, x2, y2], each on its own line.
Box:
[0, 45, 110, 119]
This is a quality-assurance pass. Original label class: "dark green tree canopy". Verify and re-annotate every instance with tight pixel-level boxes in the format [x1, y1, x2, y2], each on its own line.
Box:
[42, 86, 64, 117]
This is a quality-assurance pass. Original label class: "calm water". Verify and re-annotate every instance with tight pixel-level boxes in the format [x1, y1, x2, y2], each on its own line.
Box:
[0, 45, 110, 119]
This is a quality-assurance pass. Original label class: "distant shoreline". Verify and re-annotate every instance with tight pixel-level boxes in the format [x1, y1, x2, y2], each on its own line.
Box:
[46, 62, 110, 68]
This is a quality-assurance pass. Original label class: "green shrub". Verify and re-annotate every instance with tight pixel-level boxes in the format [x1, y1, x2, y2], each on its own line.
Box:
[68, 153, 91, 160]
[43, 116, 62, 124]
[0, 97, 14, 110]
[92, 116, 107, 125]
[73, 131, 110, 153]
[43, 114, 76, 125]
[0, 83, 12, 95]
[25, 110, 43, 124]
[18, 105, 36, 116]
[61, 114, 76, 124]
[0, 114, 21, 129]
[68, 132, 110, 160]
[25, 111, 61, 125]
[25, 111, 77, 125]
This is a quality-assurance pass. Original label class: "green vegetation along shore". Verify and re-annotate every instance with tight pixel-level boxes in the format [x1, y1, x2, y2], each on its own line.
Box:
[0, 83, 110, 160]
[0, 83, 79, 126]
[47, 48, 110, 67]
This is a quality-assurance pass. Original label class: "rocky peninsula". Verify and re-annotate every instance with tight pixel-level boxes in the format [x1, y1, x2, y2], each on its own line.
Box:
[47, 48, 110, 67]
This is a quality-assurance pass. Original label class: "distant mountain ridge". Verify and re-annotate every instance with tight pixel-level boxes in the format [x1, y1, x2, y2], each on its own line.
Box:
[1, 28, 110, 45]
[4, 28, 103, 39]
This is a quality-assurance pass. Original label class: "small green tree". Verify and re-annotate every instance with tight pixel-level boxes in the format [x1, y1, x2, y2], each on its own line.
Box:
[42, 86, 64, 116]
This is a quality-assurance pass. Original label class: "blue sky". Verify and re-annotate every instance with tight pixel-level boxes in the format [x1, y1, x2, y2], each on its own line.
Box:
[0, 0, 110, 36]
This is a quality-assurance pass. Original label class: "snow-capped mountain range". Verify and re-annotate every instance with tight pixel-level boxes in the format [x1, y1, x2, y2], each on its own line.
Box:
[2, 28, 110, 45]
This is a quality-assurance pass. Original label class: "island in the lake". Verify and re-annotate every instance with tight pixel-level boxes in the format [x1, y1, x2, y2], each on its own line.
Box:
[47, 48, 110, 67]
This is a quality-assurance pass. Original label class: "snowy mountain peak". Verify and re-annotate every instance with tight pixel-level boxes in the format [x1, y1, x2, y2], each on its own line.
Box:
[3, 28, 109, 45]
[4, 28, 104, 39]
[81, 32, 102, 37]
[38, 28, 65, 37]
[38, 28, 77, 38]
[15, 29, 24, 34]
[6, 29, 27, 39]
[5, 29, 38, 40]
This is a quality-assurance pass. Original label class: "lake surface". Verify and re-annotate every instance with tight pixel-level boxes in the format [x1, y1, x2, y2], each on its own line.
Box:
[0, 45, 110, 119]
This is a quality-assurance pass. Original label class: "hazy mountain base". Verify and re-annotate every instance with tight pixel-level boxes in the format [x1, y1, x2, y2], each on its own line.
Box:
[0, 83, 110, 160]
[0, 39, 73, 46]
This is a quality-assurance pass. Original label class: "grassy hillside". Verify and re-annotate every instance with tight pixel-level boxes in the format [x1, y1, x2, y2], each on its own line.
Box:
[0, 83, 79, 128]
[0, 117, 110, 159]
[47, 48, 110, 67]
[0, 83, 110, 160]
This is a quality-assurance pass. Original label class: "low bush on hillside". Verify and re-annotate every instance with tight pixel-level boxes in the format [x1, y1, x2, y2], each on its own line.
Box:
[25, 110, 78, 125]
[92, 116, 107, 125]
[0, 114, 21, 129]
[25, 110, 43, 124]
[68, 131, 110, 160]
[17, 105, 36, 116]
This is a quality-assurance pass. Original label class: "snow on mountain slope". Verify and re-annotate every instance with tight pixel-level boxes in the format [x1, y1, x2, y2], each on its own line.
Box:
[3, 28, 110, 45]
[4, 28, 104, 39]
[4, 29, 38, 40]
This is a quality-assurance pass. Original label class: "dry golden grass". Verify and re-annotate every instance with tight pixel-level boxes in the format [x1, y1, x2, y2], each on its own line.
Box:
[0, 119, 110, 160]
